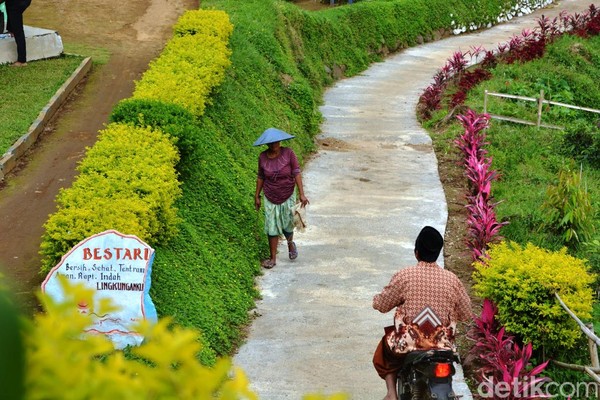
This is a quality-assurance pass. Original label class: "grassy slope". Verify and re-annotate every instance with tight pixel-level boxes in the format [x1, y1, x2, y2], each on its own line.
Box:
[426, 32, 600, 387]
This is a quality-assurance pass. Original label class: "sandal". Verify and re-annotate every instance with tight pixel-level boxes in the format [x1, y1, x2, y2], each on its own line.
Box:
[288, 241, 298, 260]
[261, 259, 276, 269]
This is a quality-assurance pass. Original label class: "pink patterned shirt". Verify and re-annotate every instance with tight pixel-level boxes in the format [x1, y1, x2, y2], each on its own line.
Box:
[373, 261, 472, 353]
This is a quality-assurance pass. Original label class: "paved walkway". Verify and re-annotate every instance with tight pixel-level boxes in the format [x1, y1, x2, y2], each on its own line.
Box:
[234, 1, 594, 398]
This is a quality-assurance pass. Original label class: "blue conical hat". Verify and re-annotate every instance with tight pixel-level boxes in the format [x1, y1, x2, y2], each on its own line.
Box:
[253, 128, 295, 146]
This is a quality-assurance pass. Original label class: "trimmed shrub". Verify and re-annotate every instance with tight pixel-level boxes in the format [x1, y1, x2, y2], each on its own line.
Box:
[40, 124, 181, 272]
[110, 98, 200, 161]
[132, 24, 232, 116]
[473, 241, 595, 352]
[173, 9, 234, 38]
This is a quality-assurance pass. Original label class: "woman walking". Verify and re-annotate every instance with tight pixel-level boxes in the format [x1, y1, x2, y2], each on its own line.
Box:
[254, 128, 309, 269]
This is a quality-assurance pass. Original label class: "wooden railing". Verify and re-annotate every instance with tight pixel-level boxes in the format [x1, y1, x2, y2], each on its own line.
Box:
[553, 292, 600, 384]
[483, 90, 600, 130]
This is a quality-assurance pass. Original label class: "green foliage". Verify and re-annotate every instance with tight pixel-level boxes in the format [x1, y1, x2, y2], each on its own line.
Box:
[39, 124, 181, 272]
[473, 241, 595, 353]
[110, 98, 200, 160]
[24, 279, 254, 400]
[561, 119, 600, 169]
[0, 279, 25, 400]
[0, 55, 85, 154]
[542, 162, 596, 246]
[428, 33, 600, 268]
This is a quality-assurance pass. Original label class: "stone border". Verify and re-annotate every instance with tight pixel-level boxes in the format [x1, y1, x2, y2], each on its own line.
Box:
[0, 56, 93, 181]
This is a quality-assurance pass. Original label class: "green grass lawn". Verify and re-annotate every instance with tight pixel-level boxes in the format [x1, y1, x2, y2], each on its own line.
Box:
[0, 55, 85, 155]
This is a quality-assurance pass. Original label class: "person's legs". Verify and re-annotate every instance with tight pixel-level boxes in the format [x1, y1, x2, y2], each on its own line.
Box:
[7, 6, 26, 64]
[384, 373, 398, 400]
[268, 235, 278, 263]
[283, 230, 297, 260]
[373, 336, 404, 400]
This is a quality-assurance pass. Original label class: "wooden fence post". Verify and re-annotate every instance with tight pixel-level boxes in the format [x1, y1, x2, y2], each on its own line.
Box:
[484, 90, 488, 114]
[537, 89, 544, 128]
[588, 323, 600, 369]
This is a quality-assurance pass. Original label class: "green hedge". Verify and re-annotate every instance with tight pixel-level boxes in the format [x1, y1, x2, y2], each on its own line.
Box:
[39, 123, 181, 272]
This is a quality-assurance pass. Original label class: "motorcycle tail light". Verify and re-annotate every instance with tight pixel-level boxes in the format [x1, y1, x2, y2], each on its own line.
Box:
[434, 363, 452, 378]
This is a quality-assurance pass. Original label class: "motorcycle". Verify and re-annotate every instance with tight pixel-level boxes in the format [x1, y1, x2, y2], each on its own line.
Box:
[397, 349, 461, 400]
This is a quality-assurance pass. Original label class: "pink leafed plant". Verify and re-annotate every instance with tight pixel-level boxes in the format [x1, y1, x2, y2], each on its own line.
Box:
[467, 299, 551, 400]
[455, 109, 507, 260]
[465, 194, 507, 260]
[464, 155, 497, 199]
[447, 50, 469, 75]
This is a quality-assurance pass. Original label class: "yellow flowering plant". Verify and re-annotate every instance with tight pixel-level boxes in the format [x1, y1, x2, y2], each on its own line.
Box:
[473, 241, 595, 352]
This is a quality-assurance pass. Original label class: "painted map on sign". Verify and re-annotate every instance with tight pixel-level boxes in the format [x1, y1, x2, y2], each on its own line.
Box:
[41, 230, 158, 349]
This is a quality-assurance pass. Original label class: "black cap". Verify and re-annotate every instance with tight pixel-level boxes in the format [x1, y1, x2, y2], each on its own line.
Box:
[415, 226, 444, 262]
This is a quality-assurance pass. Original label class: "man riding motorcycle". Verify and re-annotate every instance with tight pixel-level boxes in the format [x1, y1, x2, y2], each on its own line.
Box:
[372, 226, 472, 400]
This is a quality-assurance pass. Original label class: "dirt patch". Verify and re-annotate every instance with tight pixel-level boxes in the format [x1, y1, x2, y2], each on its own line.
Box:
[0, 0, 198, 314]
[293, 0, 336, 11]
[316, 137, 355, 151]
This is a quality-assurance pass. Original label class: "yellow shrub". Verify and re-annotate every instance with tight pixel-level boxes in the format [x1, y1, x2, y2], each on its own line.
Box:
[473, 241, 595, 351]
[24, 278, 256, 400]
[39, 124, 181, 272]
[11, 278, 348, 400]
[133, 33, 232, 117]
[173, 9, 234, 39]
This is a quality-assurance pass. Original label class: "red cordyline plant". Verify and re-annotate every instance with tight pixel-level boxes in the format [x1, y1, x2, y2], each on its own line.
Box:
[466, 195, 507, 260]
[468, 300, 551, 400]
[417, 6, 600, 119]
[464, 155, 497, 199]
[562, 5, 600, 37]
[455, 110, 507, 260]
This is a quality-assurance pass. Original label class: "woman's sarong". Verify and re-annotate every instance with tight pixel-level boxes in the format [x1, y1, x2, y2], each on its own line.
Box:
[263, 194, 295, 236]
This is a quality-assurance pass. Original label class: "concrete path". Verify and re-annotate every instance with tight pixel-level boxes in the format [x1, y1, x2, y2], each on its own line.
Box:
[234, 1, 594, 398]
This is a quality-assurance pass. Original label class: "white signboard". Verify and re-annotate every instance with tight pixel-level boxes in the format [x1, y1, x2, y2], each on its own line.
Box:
[41, 230, 158, 349]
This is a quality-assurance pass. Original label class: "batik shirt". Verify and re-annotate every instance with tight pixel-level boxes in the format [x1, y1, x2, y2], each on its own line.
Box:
[373, 261, 472, 354]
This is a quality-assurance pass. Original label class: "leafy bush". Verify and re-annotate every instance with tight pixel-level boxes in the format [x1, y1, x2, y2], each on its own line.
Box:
[561, 119, 600, 169]
[173, 9, 234, 38]
[542, 162, 596, 246]
[39, 124, 181, 272]
[467, 299, 550, 400]
[473, 241, 595, 353]
[110, 98, 200, 161]
[132, 33, 232, 117]
[24, 279, 253, 399]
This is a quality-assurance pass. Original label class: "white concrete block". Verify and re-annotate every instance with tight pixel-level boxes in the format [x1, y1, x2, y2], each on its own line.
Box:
[0, 25, 63, 64]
